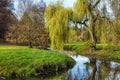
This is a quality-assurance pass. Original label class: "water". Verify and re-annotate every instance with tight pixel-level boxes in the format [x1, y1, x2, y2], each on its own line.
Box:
[64, 55, 120, 80]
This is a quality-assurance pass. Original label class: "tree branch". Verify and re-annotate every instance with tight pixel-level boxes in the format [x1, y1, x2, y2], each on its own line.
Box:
[75, 18, 88, 27]
[92, 0, 101, 9]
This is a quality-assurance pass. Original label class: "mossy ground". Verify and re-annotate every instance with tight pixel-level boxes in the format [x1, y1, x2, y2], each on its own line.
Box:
[64, 42, 120, 63]
[0, 45, 75, 79]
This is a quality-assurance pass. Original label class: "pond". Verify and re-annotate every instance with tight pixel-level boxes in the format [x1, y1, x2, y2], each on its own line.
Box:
[63, 55, 120, 80]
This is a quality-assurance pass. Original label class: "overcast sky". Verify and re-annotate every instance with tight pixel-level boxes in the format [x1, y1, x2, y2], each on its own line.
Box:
[38, 0, 77, 7]
[13, 0, 114, 19]
[14, 0, 77, 9]
[13, 0, 77, 19]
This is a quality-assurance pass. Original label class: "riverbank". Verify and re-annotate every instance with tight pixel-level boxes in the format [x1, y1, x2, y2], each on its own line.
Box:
[0, 45, 75, 79]
[64, 42, 120, 63]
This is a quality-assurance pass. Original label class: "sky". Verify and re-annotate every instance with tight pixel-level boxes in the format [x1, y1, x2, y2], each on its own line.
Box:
[14, 0, 77, 9]
[13, 0, 115, 19]
[13, 0, 77, 19]
[35, 0, 77, 8]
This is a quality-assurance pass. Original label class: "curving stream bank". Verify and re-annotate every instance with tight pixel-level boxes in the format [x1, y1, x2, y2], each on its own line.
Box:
[6, 54, 120, 80]
[48, 53, 120, 80]
[1, 46, 120, 80]
[64, 55, 120, 80]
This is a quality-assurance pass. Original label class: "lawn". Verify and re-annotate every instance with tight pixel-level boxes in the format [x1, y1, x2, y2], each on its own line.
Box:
[64, 42, 120, 63]
[0, 45, 74, 79]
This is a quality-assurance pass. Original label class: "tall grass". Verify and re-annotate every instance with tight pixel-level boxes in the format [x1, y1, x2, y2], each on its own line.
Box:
[0, 46, 74, 78]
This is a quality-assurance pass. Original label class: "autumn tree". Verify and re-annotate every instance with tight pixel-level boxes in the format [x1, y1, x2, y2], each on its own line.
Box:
[5, 14, 20, 43]
[6, 0, 48, 48]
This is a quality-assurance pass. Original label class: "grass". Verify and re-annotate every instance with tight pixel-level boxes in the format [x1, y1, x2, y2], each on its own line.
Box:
[0, 45, 75, 79]
[0, 45, 28, 49]
[64, 42, 89, 52]
[64, 42, 120, 63]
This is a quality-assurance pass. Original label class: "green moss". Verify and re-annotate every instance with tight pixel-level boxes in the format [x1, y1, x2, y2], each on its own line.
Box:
[0, 45, 75, 79]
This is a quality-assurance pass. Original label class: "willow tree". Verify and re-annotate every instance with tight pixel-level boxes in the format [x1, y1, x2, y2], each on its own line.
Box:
[111, 0, 120, 44]
[97, 0, 120, 46]
[73, 0, 104, 50]
[45, 3, 72, 50]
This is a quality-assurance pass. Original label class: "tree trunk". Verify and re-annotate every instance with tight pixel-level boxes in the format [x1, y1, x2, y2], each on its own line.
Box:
[29, 42, 33, 48]
[91, 20, 97, 50]
[87, 7, 97, 51]
[88, 60, 97, 80]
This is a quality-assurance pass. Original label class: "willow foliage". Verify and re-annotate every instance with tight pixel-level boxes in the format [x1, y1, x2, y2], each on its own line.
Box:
[98, 18, 119, 48]
[73, 0, 88, 21]
[45, 3, 70, 50]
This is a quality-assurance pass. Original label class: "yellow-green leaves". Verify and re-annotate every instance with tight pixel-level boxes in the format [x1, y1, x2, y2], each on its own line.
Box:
[45, 3, 70, 50]
[44, 3, 63, 21]
[73, 0, 87, 21]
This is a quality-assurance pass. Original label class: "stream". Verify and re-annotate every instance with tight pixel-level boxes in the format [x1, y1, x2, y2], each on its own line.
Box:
[63, 55, 120, 80]
[25, 54, 120, 80]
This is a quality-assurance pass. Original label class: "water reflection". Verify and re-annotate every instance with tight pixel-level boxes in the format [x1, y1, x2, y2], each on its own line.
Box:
[64, 55, 120, 80]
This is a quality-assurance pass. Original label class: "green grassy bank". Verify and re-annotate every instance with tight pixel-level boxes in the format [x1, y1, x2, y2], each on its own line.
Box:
[64, 42, 120, 63]
[0, 45, 75, 79]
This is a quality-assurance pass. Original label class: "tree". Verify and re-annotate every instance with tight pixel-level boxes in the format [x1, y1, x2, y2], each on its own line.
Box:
[6, 0, 48, 49]
[68, 28, 77, 42]
[45, 2, 72, 50]
[73, 0, 114, 50]
[5, 14, 20, 44]
[97, 0, 120, 46]
[0, 0, 13, 39]
[111, 0, 120, 44]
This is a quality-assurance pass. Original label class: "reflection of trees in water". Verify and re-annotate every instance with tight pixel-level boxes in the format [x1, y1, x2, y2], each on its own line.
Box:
[87, 59, 111, 80]
[64, 57, 120, 80]
[98, 61, 120, 80]
[72, 65, 86, 80]
[112, 70, 118, 80]
[74, 65, 88, 80]
[65, 64, 90, 80]
[74, 65, 80, 80]
[111, 65, 120, 80]
[64, 70, 73, 80]
[98, 61, 111, 80]
[88, 59, 97, 80]
[87, 59, 120, 80]
[86, 63, 92, 77]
